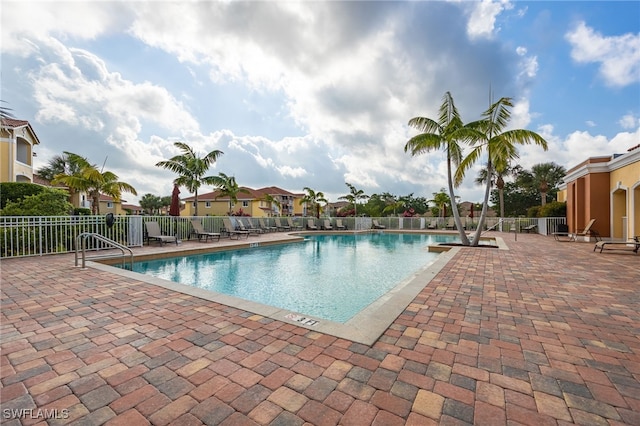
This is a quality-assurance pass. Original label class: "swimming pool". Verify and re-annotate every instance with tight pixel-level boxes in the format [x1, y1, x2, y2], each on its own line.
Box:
[128, 233, 458, 323]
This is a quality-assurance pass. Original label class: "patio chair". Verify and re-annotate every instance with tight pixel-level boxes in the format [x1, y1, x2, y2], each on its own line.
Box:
[372, 220, 386, 229]
[259, 218, 277, 233]
[427, 220, 437, 230]
[222, 218, 250, 239]
[322, 220, 333, 230]
[335, 219, 346, 230]
[445, 217, 455, 230]
[238, 218, 262, 235]
[190, 219, 220, 242]
[594, 236, 639, 254]
[275, 218, 290, 232]
[307, 219, 318, 230]
[523, 224, 537, 233]
[287, 217, 303, 230]
[145, 221, 178, 246]
[575, 219, 600, 241]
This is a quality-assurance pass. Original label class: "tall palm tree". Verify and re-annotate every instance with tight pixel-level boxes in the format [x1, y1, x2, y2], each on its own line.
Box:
[1, 100, 14, 121]
[338, 182, 369, 217]
[475, 163, 522, 218]
[37, 152, 87, 182]
[155, 142, 223, 216]
[301, 187, 327, 219]
[210, 172, 250, 215]
[527, 162, 566, 206]
[405, 91, 472, 245]
[458, 97, 548, 246]
[52, 154, 137, 214]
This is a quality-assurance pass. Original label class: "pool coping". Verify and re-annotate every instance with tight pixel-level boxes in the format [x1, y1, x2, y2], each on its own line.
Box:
[88, 232, 501, 345]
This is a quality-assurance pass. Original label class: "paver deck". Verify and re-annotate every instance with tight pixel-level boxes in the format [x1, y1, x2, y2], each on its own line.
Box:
[1, 232, 638, 425]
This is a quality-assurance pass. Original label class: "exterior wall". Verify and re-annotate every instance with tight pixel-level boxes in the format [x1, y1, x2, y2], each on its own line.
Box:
[0, 141, 10, 181]
[0, 129, 38, 183]
[563, 148, 639, 241]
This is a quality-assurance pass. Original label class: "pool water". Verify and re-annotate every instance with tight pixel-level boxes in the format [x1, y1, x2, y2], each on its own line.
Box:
[130, 233, 457, 322]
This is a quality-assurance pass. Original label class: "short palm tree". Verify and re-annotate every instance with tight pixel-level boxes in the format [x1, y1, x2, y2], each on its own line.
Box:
[260, 193, 281, 216]
[155, 142, 224, 216]
[301, 187, 327, 219]
[210, 172, 250, 215]
[405, 92, 472, 245]
[52, 154, 137, 215]
[475, 163, 522, 218]
[458, 97, 548, 245]
[338, 182, 369, 217]
[528, 162, 566, 206]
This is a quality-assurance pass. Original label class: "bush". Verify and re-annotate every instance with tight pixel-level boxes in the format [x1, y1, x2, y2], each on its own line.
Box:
[74, 208, 92, 216]
[539, 201, 566, 217]
[0, 182, 45, 209]
[0, 188, 73, 216]
[527, 206, 541, 217]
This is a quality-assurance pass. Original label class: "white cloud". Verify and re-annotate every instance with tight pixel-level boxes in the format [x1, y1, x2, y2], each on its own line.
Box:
[466, 0, 513, 40]
[565, 21, 640, 87]
[619, 113, 640, 130]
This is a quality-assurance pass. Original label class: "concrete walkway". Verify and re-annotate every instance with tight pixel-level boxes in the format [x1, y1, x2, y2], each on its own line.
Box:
[1, 232, 638, 425]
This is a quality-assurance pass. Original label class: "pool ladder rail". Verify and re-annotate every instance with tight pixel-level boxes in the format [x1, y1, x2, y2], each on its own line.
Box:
[75, 232, 133, 270]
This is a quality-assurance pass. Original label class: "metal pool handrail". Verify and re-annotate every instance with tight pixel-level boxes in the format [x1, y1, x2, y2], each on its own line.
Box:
[75, 232, 133, 270]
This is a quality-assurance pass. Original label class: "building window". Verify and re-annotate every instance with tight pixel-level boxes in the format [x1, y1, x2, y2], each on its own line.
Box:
[205, 201, 211, 208]
[16, 139, 31, 165]
[107, 202, 113, 209]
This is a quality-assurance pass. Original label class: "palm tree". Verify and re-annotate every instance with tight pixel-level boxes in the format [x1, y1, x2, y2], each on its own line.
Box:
[526, 163, 566, 206]
[458, 97, 548, 246]
[155, 142, 224, 216]
[209, 172, 250, 215]
[338, 182, 369, 217]
[405, 91, 472, 245]
[1, 100, 14, 121]
[475, 163, 522, 218]
[301, 187, 327, 219]
[260, 193, 281, 216]
[429, 188, 452, 218]
[37, 152, 87, 182]
[52, 154, 137, 215]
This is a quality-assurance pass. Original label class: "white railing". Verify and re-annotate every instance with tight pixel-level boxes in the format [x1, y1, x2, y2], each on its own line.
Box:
[0, 215, 566, 258]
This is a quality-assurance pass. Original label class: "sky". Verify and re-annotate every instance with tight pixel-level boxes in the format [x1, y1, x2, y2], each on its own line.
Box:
[2, 0, 639, 206]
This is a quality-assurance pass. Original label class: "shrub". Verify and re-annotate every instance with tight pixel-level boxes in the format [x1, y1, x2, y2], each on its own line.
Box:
[0, 188, 73, 216]
[0, 182, 45, 209]
[539, 201, 566, 217]
[527, 205, 541, 218]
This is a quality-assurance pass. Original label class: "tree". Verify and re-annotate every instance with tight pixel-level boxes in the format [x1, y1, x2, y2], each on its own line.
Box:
[429, 188, 452, 217]
[405, 92, 472, 245]
[301, 187, 327, 219]
[520, 162, 566, 206]
[155, 142, 224, 216]
[475, 164, 522, 218]
[209, 172, 250, 215]
[52, 153, 137, 215]
[0, 188, 73, 216]
[458, 97, 548, 245]
[139, 193, 163, 215]
[0, 100, 14, 121]
[338, 183, 369, 217]
[260, 194, 281, 216]
[36, 152, 86, 182]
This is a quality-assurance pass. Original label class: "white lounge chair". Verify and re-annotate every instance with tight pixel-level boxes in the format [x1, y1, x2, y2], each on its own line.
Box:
[145, 221, 177, 245]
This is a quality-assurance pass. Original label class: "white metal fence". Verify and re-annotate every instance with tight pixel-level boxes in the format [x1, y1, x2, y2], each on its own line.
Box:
[0, 215, 566, 258]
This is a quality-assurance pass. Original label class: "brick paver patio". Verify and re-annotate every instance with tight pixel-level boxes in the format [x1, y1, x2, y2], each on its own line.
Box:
[1, 232, 638, 425]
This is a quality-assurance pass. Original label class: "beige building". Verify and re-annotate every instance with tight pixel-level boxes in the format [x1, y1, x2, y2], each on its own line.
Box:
[182, 186, 307, 217]
[559, 144, 640, 241]
[1, 118, 40, 183]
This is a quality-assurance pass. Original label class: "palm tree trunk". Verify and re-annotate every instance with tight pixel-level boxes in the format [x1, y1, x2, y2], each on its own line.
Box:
[447, 154, 470, 245]
[499, 189, 505, 218]
[471, 160, 493, 246]
[541, 191, 547, 206]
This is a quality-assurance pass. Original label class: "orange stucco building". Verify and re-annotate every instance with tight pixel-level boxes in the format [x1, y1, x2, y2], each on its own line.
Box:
[559, 145, 640, 241]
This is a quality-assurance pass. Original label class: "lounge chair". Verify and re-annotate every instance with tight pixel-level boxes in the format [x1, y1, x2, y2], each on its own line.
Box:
[190, 219, 221, 242]
[575, 219, 600, 241]
[238, 218, 262, 235]
[523, 224, 537, 233]
[427, 220, 437, 230]
[322, 220, 333, 230]
[145, 221, 178, 245]
[594, 236, 639, 254]
[445, 217, 455, 230]
[307, 219, 318, 230]
[372, 220, 385, 229]
[259, 218, 277, 233]
[275, 218, 290, 232]
[287, 217, 303, 231]
[222, 218, 250, 239]
[335, 219, 346, 230]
